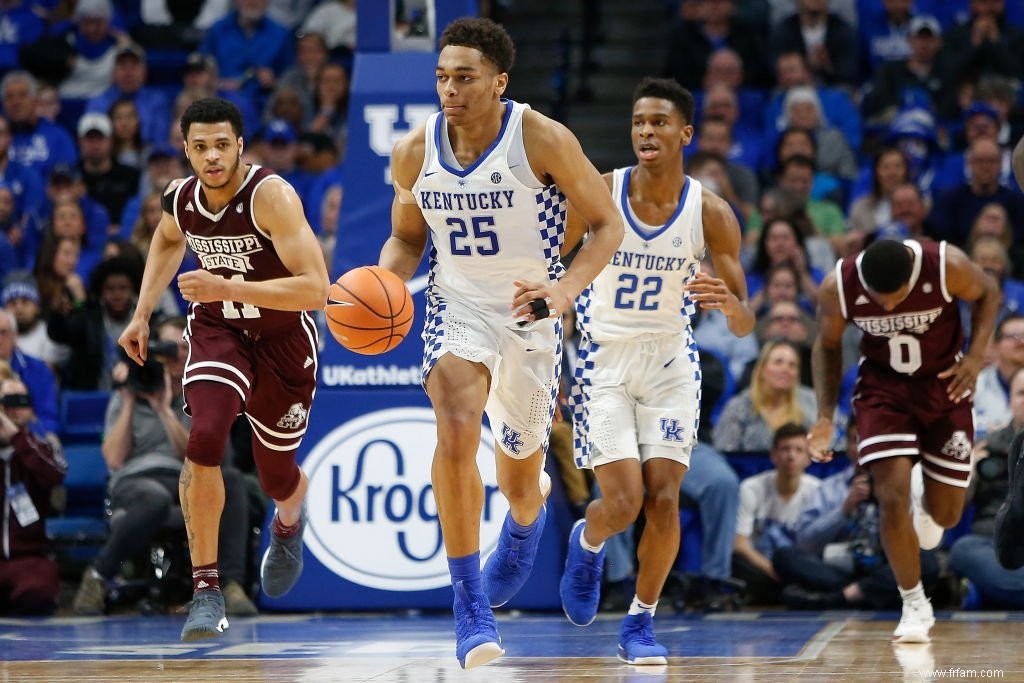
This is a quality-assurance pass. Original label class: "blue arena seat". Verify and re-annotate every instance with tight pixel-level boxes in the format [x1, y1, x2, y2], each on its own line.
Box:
[59, 390, 111, 444]
[61, 443, 109, 517]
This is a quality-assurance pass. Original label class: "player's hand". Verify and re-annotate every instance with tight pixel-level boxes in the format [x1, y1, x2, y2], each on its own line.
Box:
[807, 417, 835, 463]
[119, 318, 151, 366]
[511, 280, 571, 324]
[685, 271, 739, 316]
[938, 354, 984, 403]
[178, 270, 229, 304]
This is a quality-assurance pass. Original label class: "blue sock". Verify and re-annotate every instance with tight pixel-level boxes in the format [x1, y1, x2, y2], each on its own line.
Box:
[506, 511, 537, 539]
[448, 552, 482, 592]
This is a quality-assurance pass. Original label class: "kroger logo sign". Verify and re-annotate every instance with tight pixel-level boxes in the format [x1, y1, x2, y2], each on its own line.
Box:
[303, 407, 507, 591]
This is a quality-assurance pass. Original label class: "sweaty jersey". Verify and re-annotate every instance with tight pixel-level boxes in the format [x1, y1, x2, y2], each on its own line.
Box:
[837, 239, 963, 377]
[170, 165, 299, 333]
[413, 100, 566, 322]
[577, 167, 704, 342]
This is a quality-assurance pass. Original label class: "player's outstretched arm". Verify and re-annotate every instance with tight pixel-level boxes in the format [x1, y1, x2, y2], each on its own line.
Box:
[939, 243, 1000, 402]
[522, 111, 623, 315]
[690, 188, 754, 337]
[178, 179, 330, 312]
[380, 126, 430, 282]
[809, 270, 845, 462]
[121, 184, 188, 364]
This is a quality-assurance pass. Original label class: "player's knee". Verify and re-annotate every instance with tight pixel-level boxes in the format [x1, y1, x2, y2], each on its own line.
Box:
[254, 447, 301, 501]
[602, 489, 643, 530]
[186, 423, 229, 467]
[643, 486, 681, 524]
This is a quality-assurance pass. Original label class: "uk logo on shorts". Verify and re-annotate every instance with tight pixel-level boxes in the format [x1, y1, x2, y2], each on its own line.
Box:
[302, 408, 504, 591]
[500, 423, 524, 455]
[277, 403, 308, 429]
[660, 418, 685, 442]
[941, 430, 971, 461]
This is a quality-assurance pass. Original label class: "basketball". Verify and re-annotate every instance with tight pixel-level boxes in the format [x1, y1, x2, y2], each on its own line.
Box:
[325, 266, 414, 355]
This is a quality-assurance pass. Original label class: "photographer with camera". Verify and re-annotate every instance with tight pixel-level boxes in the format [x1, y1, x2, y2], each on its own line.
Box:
[772, 427, 940, 610]
[0, 377, 66, 615]
[73, 316, 257, 616]
[949, 366, 1024, 608]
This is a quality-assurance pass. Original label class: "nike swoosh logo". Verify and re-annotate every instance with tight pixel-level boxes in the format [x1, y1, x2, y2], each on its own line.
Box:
[327, 299, 355, 307]
[424, 171, 438, 177]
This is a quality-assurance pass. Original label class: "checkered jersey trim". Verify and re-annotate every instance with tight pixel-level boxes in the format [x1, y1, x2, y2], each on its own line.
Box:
[421, 245, 447, 386]
[536, 185, 566, 278]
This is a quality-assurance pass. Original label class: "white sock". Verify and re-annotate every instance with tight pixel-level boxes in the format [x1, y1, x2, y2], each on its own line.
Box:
[899, 582, 926, 604]
[628, 595, 657, 616]
[579, 524, 605, 553]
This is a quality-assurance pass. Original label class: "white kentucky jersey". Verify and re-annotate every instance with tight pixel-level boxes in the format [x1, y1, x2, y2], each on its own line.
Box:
[413, 100, 566, 323]
[577, 167, 704, 342]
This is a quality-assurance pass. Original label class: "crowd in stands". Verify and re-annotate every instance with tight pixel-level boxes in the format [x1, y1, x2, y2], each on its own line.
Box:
[3, 0, 1024, 616]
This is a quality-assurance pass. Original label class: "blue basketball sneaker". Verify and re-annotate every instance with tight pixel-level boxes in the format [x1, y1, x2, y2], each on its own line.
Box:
[453, 580, 504, 669]
[617, 612, 668, 665]
[559, 519, 605, 626]
[482, 504, 547, 607]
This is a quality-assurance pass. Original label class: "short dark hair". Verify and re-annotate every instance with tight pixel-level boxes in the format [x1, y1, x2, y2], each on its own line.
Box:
[88, 256, 142, 300]
[632, 77, 695, 125]
[778, 153, 817, 176]
[772, 422, 807, 449]
[180, 97, 244, 140]
[861, 239, 913, 293]
[996, 314, 1024, 339]
[440, 17, 515, 73]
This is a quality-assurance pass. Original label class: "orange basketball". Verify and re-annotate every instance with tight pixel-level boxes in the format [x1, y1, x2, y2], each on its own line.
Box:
[325, 266, 414, 355]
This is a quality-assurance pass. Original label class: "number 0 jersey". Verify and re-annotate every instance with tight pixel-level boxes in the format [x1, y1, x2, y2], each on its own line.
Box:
[170, 165, 300, 333]
[413, 100, 566, 323]
[577, 167, 704, 343]
[837, 239, 963, 377]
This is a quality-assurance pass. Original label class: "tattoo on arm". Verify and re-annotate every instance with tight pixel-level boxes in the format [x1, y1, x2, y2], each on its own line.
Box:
[812, 339, 843, 418]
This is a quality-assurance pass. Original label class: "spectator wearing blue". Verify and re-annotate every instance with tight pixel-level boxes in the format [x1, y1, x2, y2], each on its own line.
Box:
[770, 0, 860, 90]
[765, 52, 862, 158]
[1, 71, 77, 178]
[929, 137, 1024, 246]
[199, 0, 294, 107]
[0, 114, 45, 259]
[0, 1, 44, 82]
[38, 166, 109, 278]
[873, 106, 941, 201]
[257, 119, 315, 202]
[934, 102, 1017, 192]
[701, 84, 761, 173]
[951, 366, 1024, 609]
[20, 0, 119, 102]
[856, 0, 914, 79]
[973, 314, 1024, 441]
[117, 143, 186, 239]
[0, 309, 57, 436]
[85, 43, 170, 147]
[3, 278, 65, 372]
[862, 15, 956, 131]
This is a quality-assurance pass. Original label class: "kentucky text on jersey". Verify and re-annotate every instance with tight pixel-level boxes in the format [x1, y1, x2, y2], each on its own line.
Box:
[852, 307, 942, 336]
[185, 233, 264, 273]
[418, 189, 515, 211]
[611, 251, 690, 272]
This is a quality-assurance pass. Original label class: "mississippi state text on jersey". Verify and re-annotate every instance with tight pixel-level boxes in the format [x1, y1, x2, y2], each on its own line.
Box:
[171, 165, 299, 332]
[837, 239, 963, 377]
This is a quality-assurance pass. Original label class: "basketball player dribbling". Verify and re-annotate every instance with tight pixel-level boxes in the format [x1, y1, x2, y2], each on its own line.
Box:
[379, 17, 623, 669]
[119, 98, 330, 641]
[558, 77, 754, 665]
[809, 238, 999, 642]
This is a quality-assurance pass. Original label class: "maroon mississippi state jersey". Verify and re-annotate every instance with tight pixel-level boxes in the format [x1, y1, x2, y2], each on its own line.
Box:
[171, 165, 298, 333]
[837, 239, 963, 377]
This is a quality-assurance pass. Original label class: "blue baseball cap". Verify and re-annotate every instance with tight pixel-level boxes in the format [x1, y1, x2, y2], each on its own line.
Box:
[262, 119, 296, 144]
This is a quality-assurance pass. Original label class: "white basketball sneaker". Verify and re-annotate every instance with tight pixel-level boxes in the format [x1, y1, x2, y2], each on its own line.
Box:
[910, 463, 944, 550]
[893, 597, 935, 643]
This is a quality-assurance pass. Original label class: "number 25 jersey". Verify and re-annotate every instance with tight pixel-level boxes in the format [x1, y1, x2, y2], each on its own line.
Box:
[413, 100, 566, 322]
[837, 239, 963, 377]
